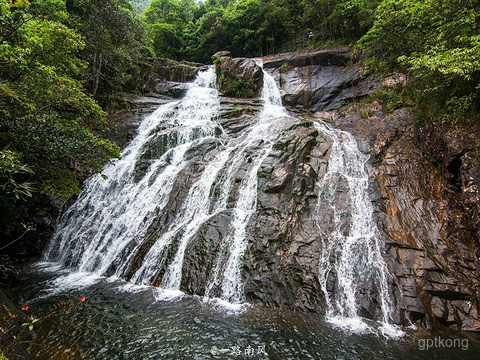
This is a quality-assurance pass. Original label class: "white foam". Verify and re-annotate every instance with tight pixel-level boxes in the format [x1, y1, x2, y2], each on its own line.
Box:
[154, 288, 185, 301]
[327, 315, 405, 338]
[380, 322, 405, 338]
[326, 316, 374, 335]
[42, 271, 103, 296]
[203, 297, 249, 313]
[116, 282, 151, 294]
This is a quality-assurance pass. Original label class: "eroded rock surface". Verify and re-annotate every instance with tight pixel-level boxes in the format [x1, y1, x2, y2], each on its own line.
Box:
[213, 51, 264, 98]
[89, 52, 480, 333]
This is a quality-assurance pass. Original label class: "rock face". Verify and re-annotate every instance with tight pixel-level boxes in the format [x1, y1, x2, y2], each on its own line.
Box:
[321, 104, 480, 331]
[263, 48, 380, 111]
[108, 50, 479, 332]
[243, 123, 330, 311]
[141, 58, 206, 91]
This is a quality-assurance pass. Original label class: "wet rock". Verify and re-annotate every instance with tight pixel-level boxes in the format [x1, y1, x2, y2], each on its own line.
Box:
[141, 58, 206, 92]
[103, 50, 479, 334]
[152, 81, 190, 98]
[181, 211, 233, 295]
[243, 123, 329, 311]
[106, 95, 174, 149]
[0, 289, 34, 360]
[262, 48, 381, 111]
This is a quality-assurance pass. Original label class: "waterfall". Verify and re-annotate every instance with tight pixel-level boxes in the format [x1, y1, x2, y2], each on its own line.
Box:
[44, 65, 291, 307]
[43, 62, 401, 334]
[205, 62, 289, 305]
[44, 67, 221, 279]
[313, 121, 402, 337]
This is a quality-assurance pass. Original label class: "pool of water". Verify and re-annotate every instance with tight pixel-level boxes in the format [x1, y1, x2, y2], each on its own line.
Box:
[11, 263, 480, 359]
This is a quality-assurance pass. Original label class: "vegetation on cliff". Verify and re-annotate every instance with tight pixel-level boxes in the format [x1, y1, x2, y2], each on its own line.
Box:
[360, 0, 480, 127]
[0, 0, 142, 249]
[140, 0, 478, 127]
[141, 0, 381, 62]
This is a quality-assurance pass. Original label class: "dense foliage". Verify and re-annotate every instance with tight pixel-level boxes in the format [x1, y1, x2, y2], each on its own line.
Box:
[65, 0, 150, 102]
[141, 0, 380, 62]
[141, 0, 478, 126]
[360, 0, 480, 126]
[0, 0, 124, 242]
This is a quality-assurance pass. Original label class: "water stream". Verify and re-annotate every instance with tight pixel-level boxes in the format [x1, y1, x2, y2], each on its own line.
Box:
[313, 122, 399, 337]
[42, 65, 399, 324]
[12, 263, 480, 360]
[43, 65, 292, 306]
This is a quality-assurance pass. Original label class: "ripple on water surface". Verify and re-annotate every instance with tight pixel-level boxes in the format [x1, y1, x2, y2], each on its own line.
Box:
[11, 265, 480, 360]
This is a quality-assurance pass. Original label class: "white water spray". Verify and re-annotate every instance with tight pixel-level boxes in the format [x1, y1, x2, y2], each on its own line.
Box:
[205, 61, 290, 304]
[44, 68, 220, 279]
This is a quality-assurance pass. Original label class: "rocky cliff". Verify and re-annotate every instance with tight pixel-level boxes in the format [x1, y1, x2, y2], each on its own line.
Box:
[323, 104, 480, 331]
[93, 49, 480, 332]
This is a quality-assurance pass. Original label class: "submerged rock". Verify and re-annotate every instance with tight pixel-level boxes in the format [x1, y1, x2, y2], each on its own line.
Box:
[0, 289, 34, 360]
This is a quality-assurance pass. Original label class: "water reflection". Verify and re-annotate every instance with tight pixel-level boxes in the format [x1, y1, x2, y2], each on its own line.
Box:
[12, 265, 480, 360]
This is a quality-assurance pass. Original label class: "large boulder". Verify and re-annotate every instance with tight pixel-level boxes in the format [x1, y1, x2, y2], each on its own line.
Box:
[141, 58, 206, 95]
[213, 51, 264, 98]
[242, 123, 331, 311]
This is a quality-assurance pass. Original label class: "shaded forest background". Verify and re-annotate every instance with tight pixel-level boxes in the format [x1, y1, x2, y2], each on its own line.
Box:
[1, 0, 479, 255]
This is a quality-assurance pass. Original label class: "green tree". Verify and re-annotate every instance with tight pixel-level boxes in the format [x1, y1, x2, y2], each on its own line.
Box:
[142, 0, 199, 60]
[0, 0, 120, 241]
[193, 6, 227, 62]
[131, 0, 153, 14]
[65, 0, 149, 101]
[359, 0, 429, 71]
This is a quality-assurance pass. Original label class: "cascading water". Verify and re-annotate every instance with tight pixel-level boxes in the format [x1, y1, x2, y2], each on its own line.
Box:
[313, 121, 402, 337]
[44, 67, 221, 282]
[43, 64, 292, 307]
[205, 61, 288, 305]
